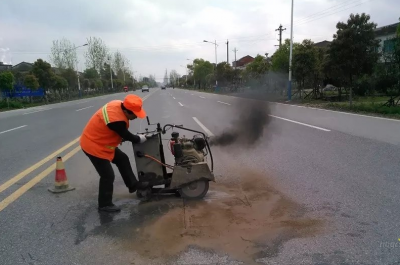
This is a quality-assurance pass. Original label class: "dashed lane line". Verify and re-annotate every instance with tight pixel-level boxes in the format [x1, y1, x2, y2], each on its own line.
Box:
[192, 117, 215, 137]
[0, 125, 27, 135]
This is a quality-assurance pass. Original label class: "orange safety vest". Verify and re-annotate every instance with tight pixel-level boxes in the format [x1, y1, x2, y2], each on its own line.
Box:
[80, 100, 129, 161]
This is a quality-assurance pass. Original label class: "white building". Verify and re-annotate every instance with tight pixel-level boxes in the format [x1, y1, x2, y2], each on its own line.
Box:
[374, 22, 399, 61]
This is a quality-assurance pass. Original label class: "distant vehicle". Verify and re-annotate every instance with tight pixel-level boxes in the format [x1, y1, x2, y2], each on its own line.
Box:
[142, 85, 149, 92]
[161, 85, 166, 90]
[123, 86, 128, 92]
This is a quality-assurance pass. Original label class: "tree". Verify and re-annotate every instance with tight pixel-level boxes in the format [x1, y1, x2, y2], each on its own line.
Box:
[50, 38, 78, 70]
[31, 59, 55, 89]
[326, 13, 380, 103]
[83, 68, 99, 79]
[51, 75, 68, 89]
[292, 40, 318, 92]
[112, 51, 129, 81]
[84, 37, 108, 73]
[60, 68, 78, 90]
[23, 75, 39, 90]
[244, 54, 269, 79]
[271, 39, 291, 73]
[192, 59, 214, 88]
[0, 71, 15, 91]
[216, 62, 234, 85]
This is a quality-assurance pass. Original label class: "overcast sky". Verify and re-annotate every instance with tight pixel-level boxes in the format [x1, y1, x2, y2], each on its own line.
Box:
[1, 0, 399, 82]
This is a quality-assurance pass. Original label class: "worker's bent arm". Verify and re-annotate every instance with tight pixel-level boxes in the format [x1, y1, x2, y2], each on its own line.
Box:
[107, 121, 141, 144]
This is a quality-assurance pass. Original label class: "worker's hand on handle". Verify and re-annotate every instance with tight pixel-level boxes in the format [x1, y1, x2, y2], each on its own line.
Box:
[138, 134, 147, 143]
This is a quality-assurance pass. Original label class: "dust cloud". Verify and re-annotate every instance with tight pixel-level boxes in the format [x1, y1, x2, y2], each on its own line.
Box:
[123, 168, 327, 264]
[209, 99, 271, 148]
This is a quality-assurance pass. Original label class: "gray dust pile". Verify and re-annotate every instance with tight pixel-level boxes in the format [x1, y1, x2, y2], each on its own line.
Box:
[209, 99, 271, 147]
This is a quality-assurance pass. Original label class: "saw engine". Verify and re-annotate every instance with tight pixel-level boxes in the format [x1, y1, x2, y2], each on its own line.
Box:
[169, 132, 207, 166]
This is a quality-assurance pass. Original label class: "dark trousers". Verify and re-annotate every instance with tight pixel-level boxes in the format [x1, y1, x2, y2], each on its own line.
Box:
[83, 148, 137, 207]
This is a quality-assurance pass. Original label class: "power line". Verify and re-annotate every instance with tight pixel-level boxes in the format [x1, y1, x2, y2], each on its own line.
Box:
[295, 0, 375, 27]
[282, 0, 374, 28]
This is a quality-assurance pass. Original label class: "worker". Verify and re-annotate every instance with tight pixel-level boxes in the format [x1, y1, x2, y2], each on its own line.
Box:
[80, 94, 147, 213]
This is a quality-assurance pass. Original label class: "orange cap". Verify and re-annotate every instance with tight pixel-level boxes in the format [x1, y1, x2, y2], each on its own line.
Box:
[123, 94, 146, 118]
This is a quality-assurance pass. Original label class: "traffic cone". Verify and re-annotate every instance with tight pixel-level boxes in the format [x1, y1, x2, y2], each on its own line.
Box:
[48, 156, 75, 193]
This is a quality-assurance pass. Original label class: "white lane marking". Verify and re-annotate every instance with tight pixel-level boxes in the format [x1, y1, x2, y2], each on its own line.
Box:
[178, 102, 183, 106]
[76, 106, 93, 112]
[191, 94, 194, 96]
[173, 97, 176, 99]
[0, 125, 27, 135]
[199, 96, 205, 99]
[192, 117, 215, 137]
[72, 100, 90, 105]
[218, 101, 231, 105]
[269, 115, 331, 132]
[23, 108, 52, 115]
[272, 102, 400, 122]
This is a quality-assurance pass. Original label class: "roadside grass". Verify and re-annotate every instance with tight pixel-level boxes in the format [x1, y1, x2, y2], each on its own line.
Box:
[180, 86, 400, 119]
[0, 92, 118, 112]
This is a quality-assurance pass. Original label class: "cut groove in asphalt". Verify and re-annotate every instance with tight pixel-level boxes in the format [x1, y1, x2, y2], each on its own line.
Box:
[269, 114, 331, 132]
[178, 102, 183, 106]
[76, 106, 93, 112]
[192, 117, 215, 137]
[0, 125, 27, 135]
[218, 101, 231, 105]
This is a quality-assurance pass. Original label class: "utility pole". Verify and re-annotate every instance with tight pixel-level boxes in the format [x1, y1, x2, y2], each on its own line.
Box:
[288, 0, 294, 101]
[275, 24, 286, 47]
[233, 48, 238, 70]
[226, 39, 229, 64]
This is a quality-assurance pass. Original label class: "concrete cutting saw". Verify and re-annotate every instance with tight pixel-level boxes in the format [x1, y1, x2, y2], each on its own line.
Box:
[132, 116, 215, 202]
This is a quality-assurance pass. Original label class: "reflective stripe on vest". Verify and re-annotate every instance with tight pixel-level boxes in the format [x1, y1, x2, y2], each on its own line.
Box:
[102, 104, 116, 150]
[102, 104, 110, 125]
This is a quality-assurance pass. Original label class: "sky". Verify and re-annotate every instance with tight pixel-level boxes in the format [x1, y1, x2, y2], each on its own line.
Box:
[0, 0, 399, 82]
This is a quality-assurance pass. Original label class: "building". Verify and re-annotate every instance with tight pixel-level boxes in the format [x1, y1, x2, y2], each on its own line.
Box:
[0, 62, 12, 72]
[314, 40, 331, 49]
[232, 55, 254, 70]
[374, 22, 399, 61]
[11, 62, 33, 73]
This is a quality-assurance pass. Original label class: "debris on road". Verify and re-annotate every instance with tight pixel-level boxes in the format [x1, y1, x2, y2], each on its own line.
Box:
[122, 168, 326, 264]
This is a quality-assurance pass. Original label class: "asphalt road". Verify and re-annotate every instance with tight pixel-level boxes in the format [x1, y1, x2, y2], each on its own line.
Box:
[0, 88, 399, 265]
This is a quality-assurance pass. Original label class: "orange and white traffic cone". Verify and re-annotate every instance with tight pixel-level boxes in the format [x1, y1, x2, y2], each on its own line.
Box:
[48, 156, 75, 193]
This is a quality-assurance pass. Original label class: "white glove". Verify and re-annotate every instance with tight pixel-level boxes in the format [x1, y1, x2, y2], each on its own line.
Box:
[138, 134, 147, 143]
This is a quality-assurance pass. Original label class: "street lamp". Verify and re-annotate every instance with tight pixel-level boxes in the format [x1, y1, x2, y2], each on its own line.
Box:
[288, 0, 294, 101]
[71, 43, 88, 98]
[107, 55, 114, 90]
[186, 58, 196, 88]
[180, 65, 188, 86]
[203, 40, 218, 87]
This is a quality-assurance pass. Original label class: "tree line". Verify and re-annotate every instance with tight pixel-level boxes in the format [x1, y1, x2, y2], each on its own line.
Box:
[0, 36, 157, 106]
[170, 13, 400, 105]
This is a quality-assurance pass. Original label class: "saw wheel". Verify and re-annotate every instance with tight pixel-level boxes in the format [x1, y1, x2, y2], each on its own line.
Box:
[136, 187, 152, 202]
[179, 179, 209, 199]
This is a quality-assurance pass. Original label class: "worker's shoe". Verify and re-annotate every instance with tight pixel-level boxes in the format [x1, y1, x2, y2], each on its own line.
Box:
[98, 204, 121, 212]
